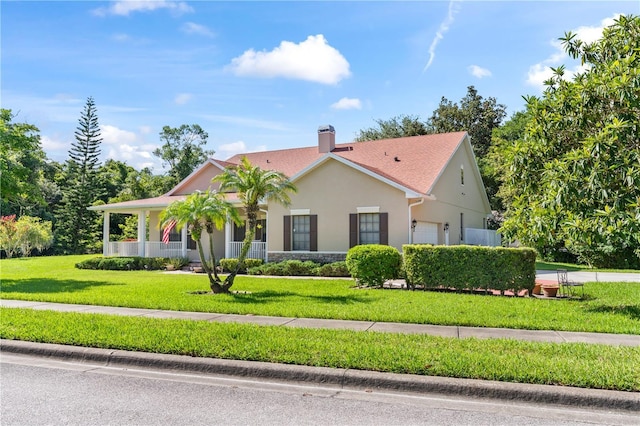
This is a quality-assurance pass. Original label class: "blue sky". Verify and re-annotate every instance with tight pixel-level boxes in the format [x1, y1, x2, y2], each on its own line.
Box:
[2, 1, 639, 171]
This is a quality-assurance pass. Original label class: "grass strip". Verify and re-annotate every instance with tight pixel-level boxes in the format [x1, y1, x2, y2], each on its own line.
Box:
[2, 256, 640, 334]
[1, 307, 638, 392]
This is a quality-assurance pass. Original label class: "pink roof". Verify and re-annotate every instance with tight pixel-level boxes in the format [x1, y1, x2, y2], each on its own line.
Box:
[93, 132, 466, 211]
[227, 132, 466, 194]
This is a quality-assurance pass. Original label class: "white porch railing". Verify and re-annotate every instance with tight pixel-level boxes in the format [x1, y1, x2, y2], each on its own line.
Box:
[105, 241, 183, 258]
[227, 241, 266, 260]
[146, 242, 183, 258]
[465, 228, 502, 247]
[106, 241, 140, 257]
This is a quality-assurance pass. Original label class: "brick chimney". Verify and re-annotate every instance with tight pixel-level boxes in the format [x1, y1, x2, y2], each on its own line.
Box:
[318, 125, 335, 153]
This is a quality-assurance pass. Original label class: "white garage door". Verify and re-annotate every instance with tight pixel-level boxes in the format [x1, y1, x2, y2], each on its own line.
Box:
[413, 221, 438, 244]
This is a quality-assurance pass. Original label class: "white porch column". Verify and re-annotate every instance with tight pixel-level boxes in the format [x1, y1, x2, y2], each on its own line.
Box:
[138, 210, 147, 257]
[224, 220, 232, 259]
[102, 212, 110, 256]
[181, 225, 188, 258]
[260, 208, 268, 263]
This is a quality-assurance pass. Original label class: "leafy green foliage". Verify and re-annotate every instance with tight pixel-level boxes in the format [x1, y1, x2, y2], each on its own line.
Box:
[0, 215, 53, 258]
[317, 261, 350, 277]
[346, 244, 402, 287]
[494, 15, 640, 268]
[153, 124, 214, 190]
[75, 256, 168, 270]
[354, 114, 429, 141]
[0, 109, 48, 217]
[219, 257, 264, 273]
[403, 245, 536, 294]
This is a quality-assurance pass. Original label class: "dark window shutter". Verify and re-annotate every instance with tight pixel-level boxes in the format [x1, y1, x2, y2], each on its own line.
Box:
[349, 213, 358, 248]
[310, 215, 318, 251]
[283, 215, 291, 251]
[379, 212, 388, 245]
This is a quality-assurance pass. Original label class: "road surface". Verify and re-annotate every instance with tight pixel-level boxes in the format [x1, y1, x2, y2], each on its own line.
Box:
[1, 353, 636, 425]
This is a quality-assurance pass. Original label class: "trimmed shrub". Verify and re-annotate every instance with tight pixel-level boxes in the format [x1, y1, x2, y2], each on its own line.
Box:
[219, 258, 264, 273]
[248, 260, 320, 276]
[346, 244, 402, 287]
[75, 257, 168, 271]
[318, 261, 350, 277]
[403, 245, 536, 294]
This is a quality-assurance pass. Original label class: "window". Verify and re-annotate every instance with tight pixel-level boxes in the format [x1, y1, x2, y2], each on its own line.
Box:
[168, 228, 196, 249]
[283, 215, 317, 252]
[359, 213, 380, 244]
[292, 215, 310, 251]
[233, 219, 266, 242]
[460, 165, 465, 185]
[349, 212, 388, 247]
[460, 212, 464, 241]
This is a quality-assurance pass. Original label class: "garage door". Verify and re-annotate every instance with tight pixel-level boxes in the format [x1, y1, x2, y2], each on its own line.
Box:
[413, 221, 438, 244]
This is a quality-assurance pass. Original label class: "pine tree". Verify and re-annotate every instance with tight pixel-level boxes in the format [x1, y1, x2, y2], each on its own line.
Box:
[55, 97, 103, 254]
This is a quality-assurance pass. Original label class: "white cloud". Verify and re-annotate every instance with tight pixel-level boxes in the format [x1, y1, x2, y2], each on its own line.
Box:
[139, 126, 153, 135]
[216, 141, 267, 160]
[181, 22, 215, 38]
[226, 34, 351, 85]
[423, 0, 461, 72]
[41, 135, 69, 153]
[112, 33, 131, 42]
[93, 0, 193, 17]
[526, 14, 619, 90]
[100, 125, 162, 170]
[174, 93, 193, 105]
[101, 125, 138, 145]
[468, 65, 492, 79]
[331, 97, 362, 110]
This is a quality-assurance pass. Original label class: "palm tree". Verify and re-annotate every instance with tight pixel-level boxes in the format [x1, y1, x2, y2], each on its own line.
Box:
[213, 157, 297, 288]
[160, 190, 240, 293]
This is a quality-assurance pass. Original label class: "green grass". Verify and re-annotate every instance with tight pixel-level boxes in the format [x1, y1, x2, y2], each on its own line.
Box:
[2, 307, 638, 392]
[2, 255, 639, 334]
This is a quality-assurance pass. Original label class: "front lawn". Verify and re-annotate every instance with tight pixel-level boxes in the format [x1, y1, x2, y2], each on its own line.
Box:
[1, 255, 639, 334]
[2, 308, 638, 391]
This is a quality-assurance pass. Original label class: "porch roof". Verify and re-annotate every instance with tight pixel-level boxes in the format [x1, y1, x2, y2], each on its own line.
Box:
[89, 192, 241, 213]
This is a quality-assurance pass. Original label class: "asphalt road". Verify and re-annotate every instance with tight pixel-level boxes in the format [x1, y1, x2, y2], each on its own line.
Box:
[2, 353, 637, 426]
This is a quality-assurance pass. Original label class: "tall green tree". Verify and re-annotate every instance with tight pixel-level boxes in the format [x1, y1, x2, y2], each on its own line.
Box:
[213, 157, 297, 289]
[0, 109, 47, 217]
[160, 190, 240, 293]
[354, 115, 429, 141]
[497, 15, 640, 268]
[55, 97, 103, 254]
[428, 86, 506, 159]
[153, 124, 214, 190]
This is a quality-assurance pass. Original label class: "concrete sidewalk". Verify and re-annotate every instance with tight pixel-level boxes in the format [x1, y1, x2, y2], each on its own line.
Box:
[2, 299, 639, 347]
[536, 270, 640, 283]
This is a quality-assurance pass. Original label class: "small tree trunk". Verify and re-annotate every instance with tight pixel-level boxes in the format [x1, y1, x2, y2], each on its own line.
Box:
[223, 207, 258, 291]
[196, 239, 227, 293]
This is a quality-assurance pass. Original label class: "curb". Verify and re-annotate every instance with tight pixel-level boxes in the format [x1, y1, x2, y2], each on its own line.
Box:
[2, 339, 638, 412]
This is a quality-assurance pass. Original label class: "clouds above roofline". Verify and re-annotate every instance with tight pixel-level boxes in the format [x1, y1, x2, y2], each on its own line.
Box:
[468, 65, 492, 79]
[526, 14, 620, 90]
[226, 34, 351, 85]
[93, 0, 193, 17]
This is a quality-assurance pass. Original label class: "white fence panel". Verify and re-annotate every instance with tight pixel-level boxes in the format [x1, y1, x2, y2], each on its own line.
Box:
[465, 228, 501, 247]
[146, 242, 183, 258]
[106, 241, 139, 257]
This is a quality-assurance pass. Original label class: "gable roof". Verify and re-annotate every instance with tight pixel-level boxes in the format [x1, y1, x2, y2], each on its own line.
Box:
[91, 131, 479, 212]
[227, 132, 467, 196]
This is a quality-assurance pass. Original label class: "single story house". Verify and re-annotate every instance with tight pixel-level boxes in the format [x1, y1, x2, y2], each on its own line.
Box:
[90, 126, 499, 263]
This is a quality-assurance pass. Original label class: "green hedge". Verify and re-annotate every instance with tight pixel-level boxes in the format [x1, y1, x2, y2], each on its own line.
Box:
[75, 257, 168, 271]
[219, 258, 264, 273]
[247, 260, 350, 277]
[346, 244, 402, 287]
[403, 245, 536, 294]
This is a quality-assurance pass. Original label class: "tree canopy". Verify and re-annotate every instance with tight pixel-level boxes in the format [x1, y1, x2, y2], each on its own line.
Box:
[153, 124, 215, 189]
[354, 115, 429, 141]
[494, 15, 640, 268]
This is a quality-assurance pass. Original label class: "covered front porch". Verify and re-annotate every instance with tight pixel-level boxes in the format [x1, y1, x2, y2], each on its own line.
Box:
[92, 198, 268, 262]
